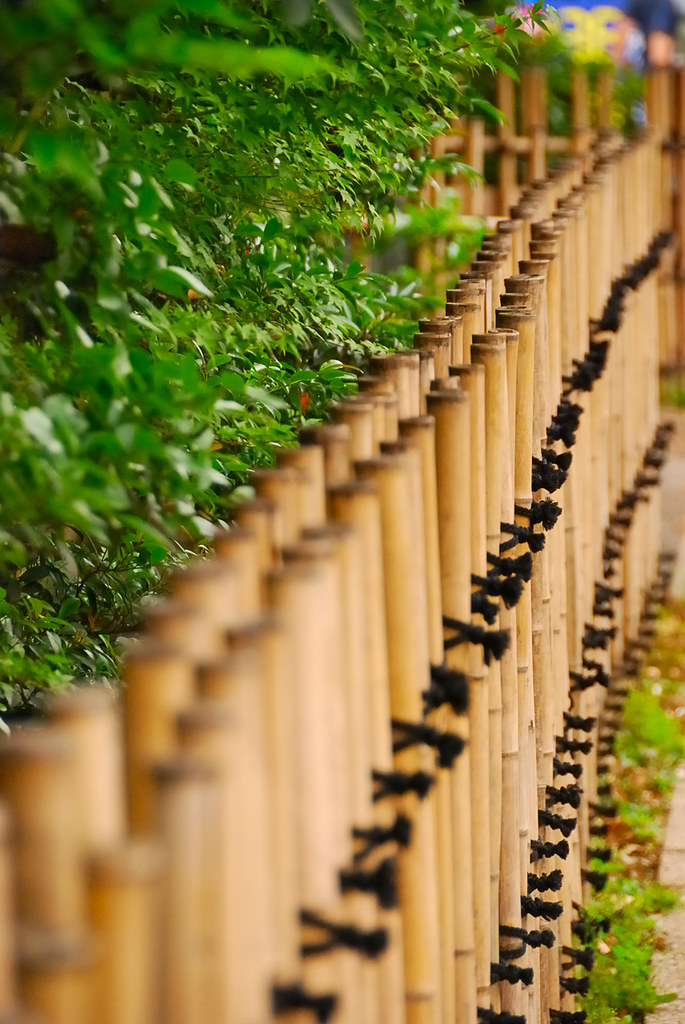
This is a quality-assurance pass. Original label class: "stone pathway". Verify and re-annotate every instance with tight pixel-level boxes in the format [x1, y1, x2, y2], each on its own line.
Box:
[645, 406, 685, 1024]
[645, 774, 685, 1024]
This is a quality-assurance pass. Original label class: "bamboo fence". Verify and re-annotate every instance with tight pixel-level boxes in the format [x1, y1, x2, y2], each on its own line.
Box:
[433, 66, 682, 368]
[0, 68, 678, 1024]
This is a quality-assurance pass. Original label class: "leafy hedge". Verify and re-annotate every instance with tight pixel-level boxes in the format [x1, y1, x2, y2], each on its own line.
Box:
[0, 0, 533, 713]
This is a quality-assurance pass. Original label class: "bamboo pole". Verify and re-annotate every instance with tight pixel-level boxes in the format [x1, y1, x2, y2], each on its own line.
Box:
[122, 644, 195, 835]
[152, 758, 224, 1024]
[426, 390, 477, 1024]
[46, 686, 125, 852]
[354, 453, 441, 1024]
[87, 842, 162, 1024]
[0, 805, 17, 1022]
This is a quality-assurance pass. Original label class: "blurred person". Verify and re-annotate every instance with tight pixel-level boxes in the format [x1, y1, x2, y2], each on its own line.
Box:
[515, 1, 679, 67]
[620, 0, 678, 67]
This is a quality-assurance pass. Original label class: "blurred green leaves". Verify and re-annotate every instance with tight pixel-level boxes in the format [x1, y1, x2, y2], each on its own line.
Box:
[0, 0, 527, 709]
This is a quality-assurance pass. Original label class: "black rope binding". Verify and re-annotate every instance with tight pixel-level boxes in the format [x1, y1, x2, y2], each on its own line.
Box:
[372, 769, 433, 802]
[423, 664, 469, 715]
[583, 626, 617, 651]
[538, 809, 577, 837]
[582, 657, 610, 686]
[589, 801, 617, 819]
[553, 757, 583, 779]
[530, 838, 570, 862]
[562, 946, 595, 971]
[487, 551, 533, 582]
[587, 847, 611, 863]
[515, 498, 562, 530]
[549, 1012, 587, 1024]
[546, 784, 583, 809]
[442, 618, 510, 665]
[572, 913, 610, 943]
[478, 1008, 526, 1024]
[300, 910, 388, 959]
[339, 857, 398, 909]
[560, 977, 590, 996]
[500, 521, 546, 554]
[582, 869, 608, 892]
[520, 896, 563, 920]
[473, 571, 524, 608]
[531, 454, 567, 494]
[472, 589, 500, 624]
[491, 963, 534, 986]
[564, 712, 597, 733]
[272, 984, 338, 1024]
[352, 815, 411, 862]
[528, 870, 563, 893]
[500, 923, 555, 949]
[391, 720, 464, 769]
[555, 736, 594, 755]
[547, 398, 583, 448]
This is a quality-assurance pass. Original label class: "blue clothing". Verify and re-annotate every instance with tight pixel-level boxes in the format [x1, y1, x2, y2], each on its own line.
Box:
[625, 0, 678, 35]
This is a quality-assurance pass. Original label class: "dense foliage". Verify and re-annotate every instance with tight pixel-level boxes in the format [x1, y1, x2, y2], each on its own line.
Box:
[0, 0, 535, 711]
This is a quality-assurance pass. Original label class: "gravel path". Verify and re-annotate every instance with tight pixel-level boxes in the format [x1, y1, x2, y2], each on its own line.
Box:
[645, 405, 685, 1024]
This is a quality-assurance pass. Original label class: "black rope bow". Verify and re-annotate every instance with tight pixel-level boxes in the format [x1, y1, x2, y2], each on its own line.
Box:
[487, 550, 533, 582]
[556, 736, 593, 755]
[372, 769, 433, 802]
[442, 617, 510, 665]
[491, 962, 534, 986]
[530, 838, 569, 862]
[553, 757, 583, 779]
[583, 626, 617, 650]
[478, 1008, 526, 1024]
[472, 571, 524, 608]
[521, 895, 563, 920]
[528, 869, 563, 893]
[423, 663, 469, 715]
[500, 923, 555, 949]
[352, 814, 411, 862]
[560, 977, 590, 996]
[391, 719, 464, 769]
[582, 869, 608, 892]
[562, 946, 595, 972]
[547, 398, 583, 448]
[272, 984, 338, 1024]
[589, 801, 617, 819]
[546, 784, 583, 809]
[572, 911, 609, 943]
[340, 857, 398, 909]
[500, 521, 546, 554]
[588, 846, 611, 863]
[515, 498, 562, 530]
[550, 1012, 587, 1024]
[531, 454, 567, 494]
[300, 910, 388, 959]
[471, 589, 500, 624]
[538, 809, 577, 837]
[564, 712, 596, 733]
[568, 669, 600, 695]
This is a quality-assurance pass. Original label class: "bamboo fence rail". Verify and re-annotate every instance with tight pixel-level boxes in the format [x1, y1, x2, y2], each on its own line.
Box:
[0, 68, 678, 1024]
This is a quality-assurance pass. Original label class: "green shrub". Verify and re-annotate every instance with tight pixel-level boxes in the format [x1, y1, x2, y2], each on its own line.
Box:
[0, 1, 534, 710]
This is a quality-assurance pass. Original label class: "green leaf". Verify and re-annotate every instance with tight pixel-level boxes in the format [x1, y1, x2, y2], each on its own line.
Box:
[165, 159, 198, 187]
[152, 266, 214, 299]
[323, 0, 362, 39]
[58, 597, 81, 620]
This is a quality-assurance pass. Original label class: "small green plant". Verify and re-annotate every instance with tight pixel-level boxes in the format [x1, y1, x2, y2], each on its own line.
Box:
[615, 688, 685, 768]
[581, 878, 678, 1024]
[578, 623, 685, 1024]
